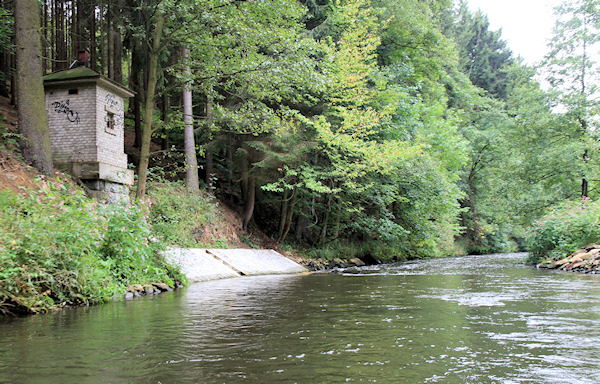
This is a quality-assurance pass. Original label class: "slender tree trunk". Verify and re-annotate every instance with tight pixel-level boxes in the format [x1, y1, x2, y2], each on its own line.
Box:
[131, 46, 142, 148]
[226, 143, 234, 204]
[278, 188, 289, 239]
[160, 93, 170, 150]
[90, 3, 97, 71]
[57, 0, 66, 69]
[107, 0, 113, 79]
[99, 1, 105, 74]
[182, 46, 199, 192]
[332, 200, 342, 240]
[295, 210, 307, 242]
[114, 0, 123, 83]
[240, 149, 249, 205]
[113, 28, 122, 83]
[280, 186, 298, 243]
[136, 11, 164, 199]
[51, 0, 56, 71]
[10, 48, 15, 104]
[42, 1, 48, 73]
[319, 192, 333, 244]
[15, 0, 54, 173]
[242, 174, 256, 231]
[204, 92, 214, 191]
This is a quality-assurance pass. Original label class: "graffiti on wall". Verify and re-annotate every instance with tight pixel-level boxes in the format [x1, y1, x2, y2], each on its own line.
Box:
[51, 100, 80, 124]
[104, 93, 121, 110]
[104, 93, 124, 129]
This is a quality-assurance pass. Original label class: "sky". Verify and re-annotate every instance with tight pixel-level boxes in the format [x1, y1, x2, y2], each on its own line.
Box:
[465, 0, 563, 65]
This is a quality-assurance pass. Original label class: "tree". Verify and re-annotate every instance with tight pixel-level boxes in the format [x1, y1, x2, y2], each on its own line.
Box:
[182, 45, 199, 192]
[135, 8, 164, 198]
[453, 5, 514, 99]
[542, 0, 600, 197]
[14, 0, 53, 173]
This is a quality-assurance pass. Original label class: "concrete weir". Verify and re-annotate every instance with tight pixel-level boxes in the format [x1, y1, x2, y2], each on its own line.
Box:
[162, 248, 309, 283]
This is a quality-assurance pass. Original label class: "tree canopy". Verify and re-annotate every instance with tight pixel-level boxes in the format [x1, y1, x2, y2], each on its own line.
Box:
[2, 0, 597, 258]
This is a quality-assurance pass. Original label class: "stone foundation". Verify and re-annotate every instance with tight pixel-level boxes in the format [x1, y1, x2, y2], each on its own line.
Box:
[83, 179, 130, 203]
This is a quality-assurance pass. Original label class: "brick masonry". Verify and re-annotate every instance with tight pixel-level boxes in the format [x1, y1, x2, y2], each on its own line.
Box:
[45, 83, 128, 169]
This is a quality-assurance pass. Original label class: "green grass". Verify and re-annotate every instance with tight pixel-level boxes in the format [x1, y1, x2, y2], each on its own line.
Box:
[0, 176, 184, 315]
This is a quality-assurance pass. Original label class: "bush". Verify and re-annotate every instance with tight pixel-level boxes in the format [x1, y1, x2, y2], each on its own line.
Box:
[525, 197, 600, 263]
[0, 176, 182, 315]
[146, 182, 226, 247]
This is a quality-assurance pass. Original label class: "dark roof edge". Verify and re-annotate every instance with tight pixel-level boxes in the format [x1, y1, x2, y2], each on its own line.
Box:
[43, 68, 135, 98]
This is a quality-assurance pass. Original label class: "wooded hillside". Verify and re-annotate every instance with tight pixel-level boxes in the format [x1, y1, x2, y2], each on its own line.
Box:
[2, 0, 598, 258]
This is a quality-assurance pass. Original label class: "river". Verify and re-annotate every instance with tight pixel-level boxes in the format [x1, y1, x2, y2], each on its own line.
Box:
[2, 253, 600, 383]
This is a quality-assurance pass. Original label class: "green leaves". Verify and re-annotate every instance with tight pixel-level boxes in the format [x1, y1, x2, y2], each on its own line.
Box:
[0, 178, 178, 315]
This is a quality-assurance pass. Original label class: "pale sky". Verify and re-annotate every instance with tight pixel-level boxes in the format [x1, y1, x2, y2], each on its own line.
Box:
[465, 0, 563, 65]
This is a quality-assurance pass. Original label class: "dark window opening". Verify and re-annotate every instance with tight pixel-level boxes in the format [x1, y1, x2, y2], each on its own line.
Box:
[105, 112, 115, 134]
[68, 89, 78, 95]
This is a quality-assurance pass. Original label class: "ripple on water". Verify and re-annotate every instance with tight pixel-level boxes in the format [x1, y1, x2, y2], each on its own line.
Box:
[3, 253, 600, 383]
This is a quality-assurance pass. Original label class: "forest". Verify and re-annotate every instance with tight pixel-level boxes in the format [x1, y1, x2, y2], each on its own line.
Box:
[3, 0, 600, 261]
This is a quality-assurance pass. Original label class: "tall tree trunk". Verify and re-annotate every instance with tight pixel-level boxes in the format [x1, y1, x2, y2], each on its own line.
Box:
[15, 0, 53, 173]
[114, 0, 123, 83]
[113, 29, 122, 83]
[579, 117, 589, 197]
[99, 1, 105, 74]
[160, 92, 170, 150]
[130, 46, 142, 148]
[278, 188, 290, 239]
[57, 0, 66, 69]
[107, 0, 113, 79]
[280, 186, 298, 243]
[42, 1, 48, 73]
[182, 46, 199, 192]
[135, 11, 164, 199]
[51, 0, 56, 71]
[242, 174, 256, 231]
[204, 92, 214, 191]
[319, 193, 332, 244]
[90, 3, 97, 71]
[295, 211, 307, 242]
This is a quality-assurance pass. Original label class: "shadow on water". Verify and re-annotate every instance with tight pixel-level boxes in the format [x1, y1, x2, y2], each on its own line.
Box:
[2, 253, 600, 383]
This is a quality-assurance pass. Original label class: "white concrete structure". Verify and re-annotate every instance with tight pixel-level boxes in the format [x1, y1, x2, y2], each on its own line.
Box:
[207, 249, 309, 276]
[162, 248, 309, 283]
[43, 66, 134, 201]
[163, 248, 241, 283]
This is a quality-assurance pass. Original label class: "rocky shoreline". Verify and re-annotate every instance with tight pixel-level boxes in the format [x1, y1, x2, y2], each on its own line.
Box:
[301, 257, 369, 271]
[121, 281, 183, 300]
[118, 255, 372, 301]
[537, 244, 600, 274]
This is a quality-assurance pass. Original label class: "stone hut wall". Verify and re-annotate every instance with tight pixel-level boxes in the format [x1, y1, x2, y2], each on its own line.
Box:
[95, 86, 128, 168]
[45, 85, 97, 164]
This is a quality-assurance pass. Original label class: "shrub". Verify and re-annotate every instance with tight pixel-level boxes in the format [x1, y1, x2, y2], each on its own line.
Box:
[146, 182, 226, 247]
[525, 197, 600, 263]
[0, 176, 182, 315]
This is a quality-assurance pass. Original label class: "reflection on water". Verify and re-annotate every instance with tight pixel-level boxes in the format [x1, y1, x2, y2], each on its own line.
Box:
[2, 253, 600, 383]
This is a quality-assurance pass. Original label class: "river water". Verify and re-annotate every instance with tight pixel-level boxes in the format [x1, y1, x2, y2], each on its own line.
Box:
[2, 253, 600, 383]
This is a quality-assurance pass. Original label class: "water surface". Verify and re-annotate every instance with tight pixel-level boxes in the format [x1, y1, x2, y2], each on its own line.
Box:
[2, 253, 600, 383]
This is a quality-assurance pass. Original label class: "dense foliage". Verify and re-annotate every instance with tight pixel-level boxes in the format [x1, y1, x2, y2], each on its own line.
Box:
[2, 0, 600, 270]
[146, 182, 231, 248]
[0, 177, 184, 314]
[525, 197, 600, 263]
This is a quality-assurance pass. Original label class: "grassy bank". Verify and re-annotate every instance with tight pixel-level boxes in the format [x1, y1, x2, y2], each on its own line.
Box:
[0, 176, 190, 315]
[525, 197, 600, 264]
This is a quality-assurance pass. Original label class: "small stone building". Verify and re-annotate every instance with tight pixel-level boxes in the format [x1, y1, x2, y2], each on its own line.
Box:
[43, 66, 135, 202]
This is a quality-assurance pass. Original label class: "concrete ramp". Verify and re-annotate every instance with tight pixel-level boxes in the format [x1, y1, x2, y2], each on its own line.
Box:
[162, 248, 308, 283]
[207, 249, 308, 276]
[162, 248, 241, 282]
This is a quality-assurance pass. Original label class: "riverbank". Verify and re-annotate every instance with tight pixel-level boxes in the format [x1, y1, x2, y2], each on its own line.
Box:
[536, 243, 600, 274]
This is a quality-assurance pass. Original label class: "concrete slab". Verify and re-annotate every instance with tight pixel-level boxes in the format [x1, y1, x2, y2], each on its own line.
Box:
[162, 248, 241, 282]
[207, 249, 308, 276]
